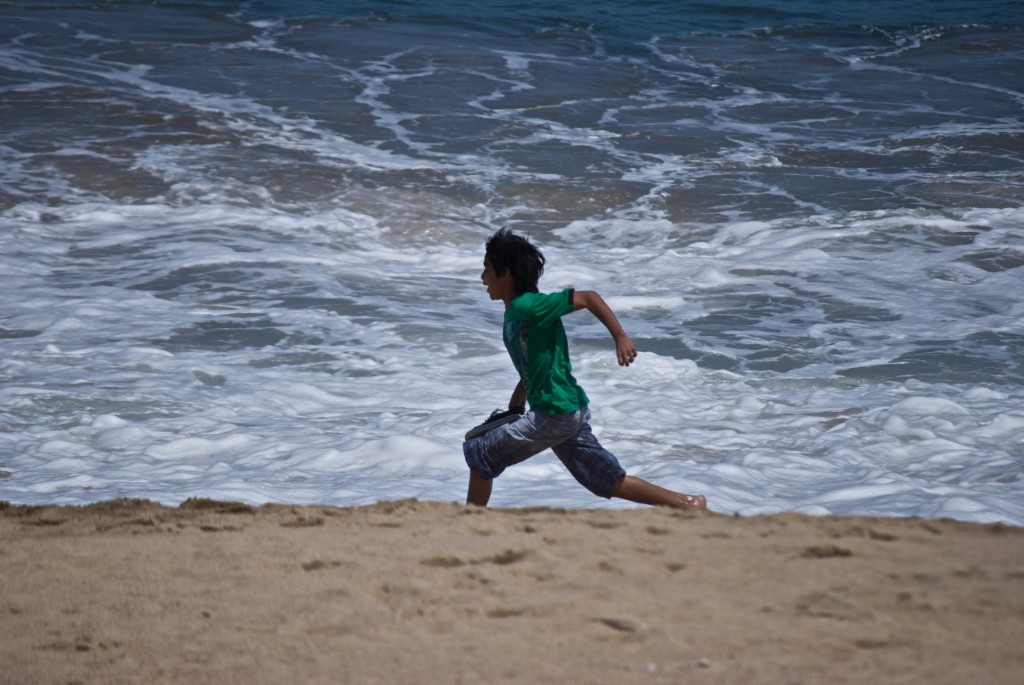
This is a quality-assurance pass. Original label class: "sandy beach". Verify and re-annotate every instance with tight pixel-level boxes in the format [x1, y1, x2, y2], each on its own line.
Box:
[2, 498, 1022, 684]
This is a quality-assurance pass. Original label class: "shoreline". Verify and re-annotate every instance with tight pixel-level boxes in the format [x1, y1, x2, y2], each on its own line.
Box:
[3, 498, 1023, 684]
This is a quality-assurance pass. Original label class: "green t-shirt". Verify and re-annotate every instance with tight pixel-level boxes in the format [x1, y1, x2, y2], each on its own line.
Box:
[503, 288, 589, 415]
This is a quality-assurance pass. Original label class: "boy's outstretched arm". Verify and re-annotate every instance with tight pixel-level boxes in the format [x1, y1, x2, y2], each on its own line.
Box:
[573, 290, 638, 367]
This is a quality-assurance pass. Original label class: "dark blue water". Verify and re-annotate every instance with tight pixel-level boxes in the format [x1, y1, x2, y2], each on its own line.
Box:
[248, 0, 1024, 31]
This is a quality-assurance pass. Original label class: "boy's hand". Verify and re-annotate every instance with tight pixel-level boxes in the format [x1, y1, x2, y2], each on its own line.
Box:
[573, 290, 638, 367]
[615, 334, 638, 367]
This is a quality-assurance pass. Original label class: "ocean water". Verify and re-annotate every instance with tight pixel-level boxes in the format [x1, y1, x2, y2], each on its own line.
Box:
[2, 0, 1023, 524]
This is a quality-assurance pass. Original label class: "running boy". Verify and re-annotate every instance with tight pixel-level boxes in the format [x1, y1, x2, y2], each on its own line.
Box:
[463, 228, 707, 511]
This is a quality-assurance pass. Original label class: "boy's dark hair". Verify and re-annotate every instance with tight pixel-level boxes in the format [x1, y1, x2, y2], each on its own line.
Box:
[485, 228, 545, 294]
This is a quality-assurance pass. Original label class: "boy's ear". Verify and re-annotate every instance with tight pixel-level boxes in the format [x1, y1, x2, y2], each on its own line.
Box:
[485, 257, 503, 275]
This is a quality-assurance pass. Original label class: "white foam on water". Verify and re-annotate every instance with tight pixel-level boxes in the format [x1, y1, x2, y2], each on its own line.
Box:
[2, 201, 1022, 524]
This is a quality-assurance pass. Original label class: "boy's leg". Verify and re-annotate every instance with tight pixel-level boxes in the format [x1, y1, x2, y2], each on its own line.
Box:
[611, 475, 707, 511]
[548, 411, 707, 510]
[466, 472, 492, 507]
[463, 411, 582, 508]
[548, 409, 708, 509]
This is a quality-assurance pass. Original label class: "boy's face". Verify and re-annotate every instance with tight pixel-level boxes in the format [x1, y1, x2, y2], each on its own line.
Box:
[481, 258, 515, 304]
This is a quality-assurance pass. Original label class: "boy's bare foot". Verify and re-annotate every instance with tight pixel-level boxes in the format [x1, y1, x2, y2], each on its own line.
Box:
[677, 493, 707, 511]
